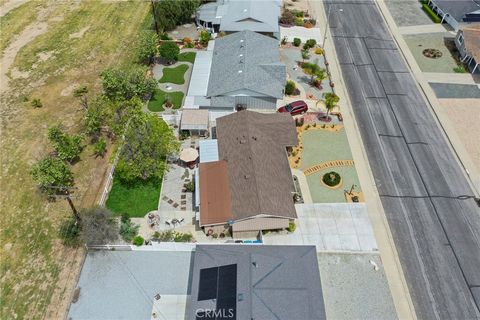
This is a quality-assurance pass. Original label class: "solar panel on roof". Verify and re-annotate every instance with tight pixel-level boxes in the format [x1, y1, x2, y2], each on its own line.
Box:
[197, 264, 238, 320]
[198, 266, 218, 301]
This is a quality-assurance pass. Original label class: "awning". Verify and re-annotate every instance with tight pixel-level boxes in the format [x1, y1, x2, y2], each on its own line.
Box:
[180, 109, 209, 131]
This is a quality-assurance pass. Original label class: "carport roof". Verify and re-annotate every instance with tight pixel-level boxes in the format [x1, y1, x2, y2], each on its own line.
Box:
[180, 109, 209, 131]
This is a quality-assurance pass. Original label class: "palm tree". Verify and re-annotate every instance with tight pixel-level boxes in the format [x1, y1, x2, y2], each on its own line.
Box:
[323, 92, 339, 118]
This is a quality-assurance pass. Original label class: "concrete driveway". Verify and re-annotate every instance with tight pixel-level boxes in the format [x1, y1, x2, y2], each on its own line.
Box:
[263, 203, 378, 252]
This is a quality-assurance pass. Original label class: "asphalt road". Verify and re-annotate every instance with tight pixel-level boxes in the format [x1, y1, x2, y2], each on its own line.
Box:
[323, 1, 480, 318]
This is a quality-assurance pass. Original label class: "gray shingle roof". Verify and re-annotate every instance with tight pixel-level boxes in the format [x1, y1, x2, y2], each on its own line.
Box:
[197, 0, 281, 33]
[188, 245, 326, 320]
[431, 0, 480, 21]
[216, 110, 298, 221]
[207, 30, 286, 99]
[219, 0, 281, 33]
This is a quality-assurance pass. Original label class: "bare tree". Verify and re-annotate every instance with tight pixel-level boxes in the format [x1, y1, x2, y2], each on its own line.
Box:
[80, 206, 119, 246]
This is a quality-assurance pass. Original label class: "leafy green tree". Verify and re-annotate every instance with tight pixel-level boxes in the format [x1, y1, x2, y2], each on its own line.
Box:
[80, 206, 119, 245]
[116, 112, 179, 183]
[137, 30, 159, 64]
[159, 41, 179, 63]
[323, 92, 340, 117]
[152, 0, 199, 32]
[48, 125, 83, 163]
[83, 95, 108, 139]
[199, 30, 211, 46]
[302, 60, 326, 85]
[59, 217, 81, 246]
[100, 65, 157, 101]
[106, 97, 143, 136]
[31, 156, 74, 193]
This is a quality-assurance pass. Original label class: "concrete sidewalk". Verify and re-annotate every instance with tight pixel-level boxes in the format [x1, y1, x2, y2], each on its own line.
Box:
[398, 24, 451, 35]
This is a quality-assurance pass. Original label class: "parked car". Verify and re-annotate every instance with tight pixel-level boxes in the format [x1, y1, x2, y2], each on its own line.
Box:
[278, 100, 308, 115]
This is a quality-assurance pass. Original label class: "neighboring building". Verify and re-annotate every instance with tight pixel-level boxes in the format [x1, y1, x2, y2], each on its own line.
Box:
[427, 0, 480, 30]
[196, 0, 281, 38]
[198, 110, 298, 238]
[186, 31, 286, 112]
[187, 245, 326, 320]
[455, 24, 480, 73]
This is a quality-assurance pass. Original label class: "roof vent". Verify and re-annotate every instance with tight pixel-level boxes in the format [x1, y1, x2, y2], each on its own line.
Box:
[240, 39, 244, 43]
[238, 70, 243, 73]
[244, 174, 250, 179]
[251, 136, 257, 141]
[252, 261, 258, 267]
[243, 8, 247, 12]
[239, 54, 243, 57]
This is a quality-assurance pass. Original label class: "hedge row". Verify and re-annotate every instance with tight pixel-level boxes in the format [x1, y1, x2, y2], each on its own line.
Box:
[421, 4, 441, 23]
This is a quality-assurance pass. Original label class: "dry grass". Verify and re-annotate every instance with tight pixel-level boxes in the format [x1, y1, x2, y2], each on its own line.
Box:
[0, 1, 151, 319]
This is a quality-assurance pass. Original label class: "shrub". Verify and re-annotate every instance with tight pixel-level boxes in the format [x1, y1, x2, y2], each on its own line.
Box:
[199, 30, 211, 46]
[183, 37, 192, 44]
[293, 38, 301, 47]
[59, 218, 81, 246]
[281, 36, 287, 45]
[218, 31, 227, 37]
[292, 9, 304, 17]
[31, 98, 43, 108]
[280, 10, 295, 25]
[93, 138, 107, 157]
[121, 212, 130, 223]
[152, 231, 161, 239]
[184, 181, 195, 192]
[322, 171, 341, 187]
[453, 65, 466, 73]
[421, 4, 441, 23]
[294, 17, 304, 26]
[174, 232, 193, 242]
[184, 42, 195, 48]
[159, 33, 171, 40]
[305, 39, 317, 49]
[315, 47, 324, 55]
[159, 41, 180, 63]
[287, 221, 296, 232]
[301, 49, 310, 60]
[133, 235, 144, 246]
[285, 80, 296, 95]
[212, 233, 218, 239]
[304, 22, 313, 28]
[120, 220, 139, 242]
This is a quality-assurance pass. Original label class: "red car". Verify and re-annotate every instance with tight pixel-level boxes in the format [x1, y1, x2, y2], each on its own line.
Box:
[278, 100, 308, 115]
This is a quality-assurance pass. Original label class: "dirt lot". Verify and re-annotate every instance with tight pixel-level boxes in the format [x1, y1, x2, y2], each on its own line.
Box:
[0, 1, 150, 319]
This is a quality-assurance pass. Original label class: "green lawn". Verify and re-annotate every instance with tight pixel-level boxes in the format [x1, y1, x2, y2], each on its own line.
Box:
[159, 64, 189, 84]
[178, 51, 196, 63]
[148, 89, 184, 112]
[106, 176, 161, 217]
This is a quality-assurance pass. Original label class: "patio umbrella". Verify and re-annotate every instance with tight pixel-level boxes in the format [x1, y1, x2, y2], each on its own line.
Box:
[179, 148, 198, 162]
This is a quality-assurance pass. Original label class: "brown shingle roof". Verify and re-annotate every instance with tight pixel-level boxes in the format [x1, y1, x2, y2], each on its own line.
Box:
[216, 110, 298, 221]
[199, 160, 233, 226]
[462, 24, 480, 63]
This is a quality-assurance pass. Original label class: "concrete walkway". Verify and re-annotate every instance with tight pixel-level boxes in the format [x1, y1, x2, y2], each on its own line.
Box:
[423, 72, 478, 85]
[398, 24, 450, 35]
